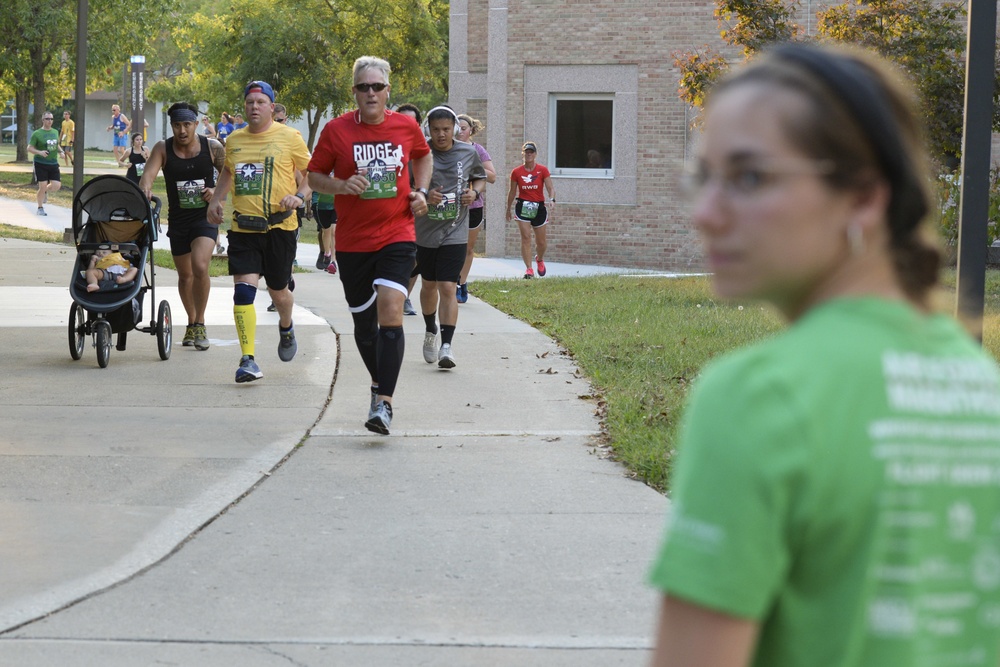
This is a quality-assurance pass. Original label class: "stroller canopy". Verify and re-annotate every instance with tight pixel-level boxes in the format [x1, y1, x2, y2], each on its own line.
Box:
[72, 175, 156, 243]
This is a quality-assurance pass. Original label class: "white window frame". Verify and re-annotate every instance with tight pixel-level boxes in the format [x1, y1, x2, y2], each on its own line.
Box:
[547, 94, 615, 179]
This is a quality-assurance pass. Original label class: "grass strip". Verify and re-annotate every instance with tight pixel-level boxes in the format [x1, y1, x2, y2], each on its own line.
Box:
[473, 275, 784, 491]
[474, 272, 1000, 492]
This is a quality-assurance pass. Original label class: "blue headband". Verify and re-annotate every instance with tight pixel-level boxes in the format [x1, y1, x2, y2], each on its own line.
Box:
[169, 108, 199, 123]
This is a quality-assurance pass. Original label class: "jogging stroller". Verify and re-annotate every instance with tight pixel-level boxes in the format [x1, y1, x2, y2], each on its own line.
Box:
[67, 175, 172, 368]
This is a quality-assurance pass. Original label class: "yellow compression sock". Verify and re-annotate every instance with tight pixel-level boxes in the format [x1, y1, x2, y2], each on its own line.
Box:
[234, 304, 256, 357]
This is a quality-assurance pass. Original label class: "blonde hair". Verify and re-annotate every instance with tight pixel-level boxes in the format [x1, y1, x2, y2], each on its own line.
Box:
[457, 114, 484, 136]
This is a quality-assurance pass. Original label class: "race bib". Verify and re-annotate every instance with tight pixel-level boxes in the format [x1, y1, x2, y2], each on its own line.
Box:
[520, 200, 539, 220]
[428, 191, 459, 222]
[135, 163, 145, 177]
[235, 163, 264, 196]
[357, 159, 399, 200]
[177, 179, 207, 209]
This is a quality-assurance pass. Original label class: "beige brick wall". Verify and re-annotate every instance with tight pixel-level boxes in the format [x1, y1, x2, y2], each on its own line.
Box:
[497, 0, 722, 271]
[468, 0, 489, 73]
[460, 0, 983, 270]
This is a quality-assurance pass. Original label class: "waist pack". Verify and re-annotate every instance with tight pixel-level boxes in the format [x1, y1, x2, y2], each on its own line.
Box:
[234, 209, 293, 232]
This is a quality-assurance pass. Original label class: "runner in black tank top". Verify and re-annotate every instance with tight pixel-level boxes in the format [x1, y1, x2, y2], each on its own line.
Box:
[139, 102, 226, 351]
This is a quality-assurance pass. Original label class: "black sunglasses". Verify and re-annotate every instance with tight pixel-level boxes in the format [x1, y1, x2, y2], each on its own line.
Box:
[354, 82, 388, 93]
[275, 117, 287, 123]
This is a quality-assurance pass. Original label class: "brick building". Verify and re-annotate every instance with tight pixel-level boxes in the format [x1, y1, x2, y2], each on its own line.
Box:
[448, 0, 731, 271]
[447, 0, 860, 271]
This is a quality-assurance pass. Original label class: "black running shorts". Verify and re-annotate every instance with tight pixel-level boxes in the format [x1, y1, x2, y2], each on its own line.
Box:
[336, 242, 417, 312]
[34, 162, 61, 184]
[416, 243, 466, 284]
[513, 198, 547, 227]
[227, 228, 297, 291]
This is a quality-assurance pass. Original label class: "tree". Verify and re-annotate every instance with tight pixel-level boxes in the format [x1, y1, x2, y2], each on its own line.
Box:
[153, 0, 447, 149]
[673, 0, 996, 167]
[816, 0, 971, 166]
[0, 0, 170, 161]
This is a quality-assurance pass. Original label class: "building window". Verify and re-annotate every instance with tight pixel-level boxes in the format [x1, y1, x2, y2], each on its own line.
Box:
[549, 95, 614, 178]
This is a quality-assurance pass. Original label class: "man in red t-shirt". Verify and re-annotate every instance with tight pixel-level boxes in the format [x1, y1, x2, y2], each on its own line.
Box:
[506, 141, 556, 279]
[308, 55, 432, 436]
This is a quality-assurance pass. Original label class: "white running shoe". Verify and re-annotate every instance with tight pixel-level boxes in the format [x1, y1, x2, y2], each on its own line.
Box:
[438, 343, 456, 369]
[422, 331, 437, 364]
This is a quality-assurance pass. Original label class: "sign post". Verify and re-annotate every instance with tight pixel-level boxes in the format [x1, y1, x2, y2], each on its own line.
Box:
[129, 55, 145, 146]
[955, 0, 998, 341]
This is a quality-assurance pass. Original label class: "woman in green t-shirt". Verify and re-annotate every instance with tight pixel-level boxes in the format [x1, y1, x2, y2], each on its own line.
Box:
[649, 43, 1000, 667]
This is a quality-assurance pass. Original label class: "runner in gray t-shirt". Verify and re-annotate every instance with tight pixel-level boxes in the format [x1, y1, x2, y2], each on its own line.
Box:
[415, 106, 487, 369]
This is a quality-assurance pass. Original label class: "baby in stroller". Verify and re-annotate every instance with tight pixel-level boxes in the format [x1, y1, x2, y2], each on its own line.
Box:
[85, 247, 138, 292]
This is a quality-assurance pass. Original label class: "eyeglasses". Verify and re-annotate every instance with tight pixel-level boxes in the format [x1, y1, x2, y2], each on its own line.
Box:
[354, 82, 388, 93]
[275, 117, 287, 123]
[681, 158, 835, 201]
[42, 117, 53, 121]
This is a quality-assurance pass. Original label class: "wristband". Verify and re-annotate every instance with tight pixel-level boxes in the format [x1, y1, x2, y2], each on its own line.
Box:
[416, 187, 429, 197]
[295, 193, 306, 201]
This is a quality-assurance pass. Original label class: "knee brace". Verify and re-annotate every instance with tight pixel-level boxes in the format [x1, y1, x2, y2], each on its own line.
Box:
[234, 282, 257, 306]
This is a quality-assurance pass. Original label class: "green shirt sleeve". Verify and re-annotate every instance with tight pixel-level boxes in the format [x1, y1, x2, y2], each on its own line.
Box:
[649, 352, 809, 619]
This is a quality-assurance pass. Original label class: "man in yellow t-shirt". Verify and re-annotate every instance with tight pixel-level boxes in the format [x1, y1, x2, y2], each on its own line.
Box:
[208, 80, 311, 383]
[59, 111, 75, 167]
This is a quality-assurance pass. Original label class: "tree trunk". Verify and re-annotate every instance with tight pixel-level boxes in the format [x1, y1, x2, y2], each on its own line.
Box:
[307, 109, 322, 151]
[32, 48, 48, 127]
[27, 40, 53, 182]
[15, 87, 29, 163]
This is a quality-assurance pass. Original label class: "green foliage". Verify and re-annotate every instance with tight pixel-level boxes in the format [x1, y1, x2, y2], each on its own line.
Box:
[716, 0, 800, 57]
[0, 0, 171, 99]
[938, 168, 1000, 248]
[149, 0, 447, 148]
[816, 0, 970, 163]
[671, 47, 729, 109]
[673, 0, 995, 169]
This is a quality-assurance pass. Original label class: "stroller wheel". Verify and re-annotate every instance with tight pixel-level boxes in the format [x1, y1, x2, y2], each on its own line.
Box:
[68, 303, 86, 361]
[96, 320, 112, 368]
[157, 300, 172, 361]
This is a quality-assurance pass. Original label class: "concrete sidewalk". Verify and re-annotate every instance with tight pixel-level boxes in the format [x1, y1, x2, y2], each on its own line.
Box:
[0, 197, 667, 665]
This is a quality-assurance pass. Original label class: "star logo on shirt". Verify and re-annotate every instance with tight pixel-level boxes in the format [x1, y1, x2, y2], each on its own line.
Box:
[238, 163, 260, 181]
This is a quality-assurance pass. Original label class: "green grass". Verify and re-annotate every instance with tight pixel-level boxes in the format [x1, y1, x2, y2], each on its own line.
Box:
[0, 144, 121, 168]
[474, 272, 1000, 492]
[473, 276, 784, 491]
[0, 223, 65, 244]
[0, 169, 319, 249]
[0, 168, 315, 279]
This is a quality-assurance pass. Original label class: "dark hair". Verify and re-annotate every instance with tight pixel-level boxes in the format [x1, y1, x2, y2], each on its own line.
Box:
[131, 132, 143, 144]
[396, 103, 422, 124]
[713, 42, 940, 304]
[426, 105, 457, 126]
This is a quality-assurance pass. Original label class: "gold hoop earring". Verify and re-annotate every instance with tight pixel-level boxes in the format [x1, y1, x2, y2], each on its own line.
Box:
[847, 224, 865, 257]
